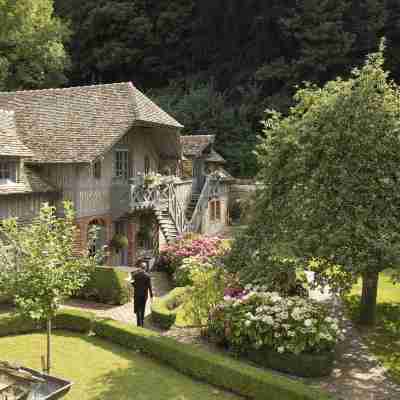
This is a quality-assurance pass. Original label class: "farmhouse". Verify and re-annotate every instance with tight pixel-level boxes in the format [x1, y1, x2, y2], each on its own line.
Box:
[0, 83, 232, 267]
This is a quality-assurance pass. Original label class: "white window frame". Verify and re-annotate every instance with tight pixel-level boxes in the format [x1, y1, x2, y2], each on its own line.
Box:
[114, 149, 129, 180]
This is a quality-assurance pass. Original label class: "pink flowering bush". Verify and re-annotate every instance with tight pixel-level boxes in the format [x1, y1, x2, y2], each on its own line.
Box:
[159, 234, 230, 284]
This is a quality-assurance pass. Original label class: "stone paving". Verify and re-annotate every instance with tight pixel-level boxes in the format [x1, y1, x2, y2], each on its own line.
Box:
[63, 271, 173, 325]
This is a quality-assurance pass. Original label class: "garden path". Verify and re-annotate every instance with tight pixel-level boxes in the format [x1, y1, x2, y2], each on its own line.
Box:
[62, 271, 173, 325]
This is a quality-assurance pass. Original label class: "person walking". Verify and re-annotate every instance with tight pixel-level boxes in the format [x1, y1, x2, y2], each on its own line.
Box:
[131, 261, 153, 327]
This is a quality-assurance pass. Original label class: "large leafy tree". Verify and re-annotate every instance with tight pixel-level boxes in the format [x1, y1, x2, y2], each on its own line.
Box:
[0, 0, 69, 90]
[232, 43, 400, 325]
[0, 202, 98, 372]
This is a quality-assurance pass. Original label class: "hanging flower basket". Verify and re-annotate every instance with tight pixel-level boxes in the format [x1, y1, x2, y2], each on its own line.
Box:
[109, 234, 129, 251]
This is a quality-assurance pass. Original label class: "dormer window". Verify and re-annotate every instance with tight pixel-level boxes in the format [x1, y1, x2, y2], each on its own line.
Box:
[0, 159, 17, 184]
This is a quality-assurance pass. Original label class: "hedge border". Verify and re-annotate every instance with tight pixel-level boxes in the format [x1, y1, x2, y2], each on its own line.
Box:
[151, 287, 187, 329]
[0, 310, 334, 400]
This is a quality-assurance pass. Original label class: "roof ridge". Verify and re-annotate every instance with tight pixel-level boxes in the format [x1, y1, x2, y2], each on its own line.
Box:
[0, 82, 133, 95]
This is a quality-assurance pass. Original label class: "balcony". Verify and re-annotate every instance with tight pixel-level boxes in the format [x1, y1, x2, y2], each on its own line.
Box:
[110, 174, 192, 222]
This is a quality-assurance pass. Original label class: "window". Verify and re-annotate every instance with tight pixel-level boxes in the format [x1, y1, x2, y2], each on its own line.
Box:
[0, 161, 16, 184]
[93, 161, 101, 179]
[114, 150, 129, 180]
[210, 200, 221, 222]
[144, 155, 150, 174]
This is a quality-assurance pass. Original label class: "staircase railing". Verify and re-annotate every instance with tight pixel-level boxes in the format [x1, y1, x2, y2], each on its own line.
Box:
[167, 183, 187, 235]
[186, 176, 213, 233]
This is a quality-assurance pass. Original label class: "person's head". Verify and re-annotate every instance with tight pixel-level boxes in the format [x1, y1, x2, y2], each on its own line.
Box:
[137, 261, 147, 270]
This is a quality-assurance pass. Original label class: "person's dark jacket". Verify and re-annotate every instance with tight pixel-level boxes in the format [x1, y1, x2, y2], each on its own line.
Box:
[131, 270, 153, 311]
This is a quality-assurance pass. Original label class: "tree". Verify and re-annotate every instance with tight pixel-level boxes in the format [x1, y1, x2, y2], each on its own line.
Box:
[234, 42, 400, 325]
[0, 0, 69, 90]
[0, 202, 98, 372]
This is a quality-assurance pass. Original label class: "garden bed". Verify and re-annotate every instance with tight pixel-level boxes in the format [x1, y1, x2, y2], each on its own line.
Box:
[0, 310, 333, 400]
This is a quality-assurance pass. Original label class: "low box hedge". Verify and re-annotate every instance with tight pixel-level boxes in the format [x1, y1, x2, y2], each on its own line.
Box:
[53, 309, 95, 333]
[93, 318, 334, 400]
[0, 310, 334, 400]
[151, 287, 187, 329]
[75, 267, 130, 305]
[0, 309, 95, 337]
[246, 347, 335, 378]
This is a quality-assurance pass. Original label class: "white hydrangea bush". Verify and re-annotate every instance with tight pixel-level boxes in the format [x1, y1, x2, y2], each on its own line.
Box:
[209, 285, 343, 355]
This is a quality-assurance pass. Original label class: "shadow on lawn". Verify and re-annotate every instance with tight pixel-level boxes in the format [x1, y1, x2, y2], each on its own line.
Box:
[344, 295, 400, 384]
[71, 332, 235, 400]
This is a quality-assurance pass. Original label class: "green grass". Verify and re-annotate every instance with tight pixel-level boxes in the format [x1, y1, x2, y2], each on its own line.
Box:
[345, 271, 400, 383]
[0, 331, 241, 400]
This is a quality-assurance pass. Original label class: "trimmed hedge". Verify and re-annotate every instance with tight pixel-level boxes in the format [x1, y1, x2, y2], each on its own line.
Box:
[93, 318, 334, 400]
[76, 267, 130, 305]
[53, 309, 95, 333]
[246, 347, 335, 378]
[0, 311, 335, 400]
[151, 287, 187, 329]
[0, 309, 95, 337]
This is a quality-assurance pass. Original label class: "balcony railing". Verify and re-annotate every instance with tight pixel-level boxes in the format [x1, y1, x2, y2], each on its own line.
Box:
[111, 175, 192, 234]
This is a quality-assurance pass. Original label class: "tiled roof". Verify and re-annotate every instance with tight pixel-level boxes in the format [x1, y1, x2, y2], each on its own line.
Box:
[0, 82, 182, 163]
[0, 165, 57, 195]
[180, 135, 215, 157]
[205, 149, 226, 163]
[0, 110, 33, 157]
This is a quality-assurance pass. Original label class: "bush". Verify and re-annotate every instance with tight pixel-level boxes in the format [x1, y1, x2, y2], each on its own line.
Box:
[0, 292, 12, 305]
[53, 309, 95, 332]
[159, 235, 228, 278]
[0, 309, 94, 336]
[151, 287, 187, 329]
[93, 318, 333, 400]
[209, 285, 341, 359]
[182, 258, 226, 326]
[76, 267, 129, 305]
[0, 313, 38, 337]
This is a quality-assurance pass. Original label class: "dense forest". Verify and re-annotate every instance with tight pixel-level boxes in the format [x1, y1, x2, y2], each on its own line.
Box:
[2, 1, 400, 176]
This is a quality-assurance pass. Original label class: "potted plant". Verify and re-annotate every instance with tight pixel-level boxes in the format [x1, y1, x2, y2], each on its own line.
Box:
[109, 234, 129, 251]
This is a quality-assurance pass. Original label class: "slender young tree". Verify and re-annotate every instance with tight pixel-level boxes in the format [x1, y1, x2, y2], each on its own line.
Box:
[0, 202, 99, 373]
[246, 41, 400, 325]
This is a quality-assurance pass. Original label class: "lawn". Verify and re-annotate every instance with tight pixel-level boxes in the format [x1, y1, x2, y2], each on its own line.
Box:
[0, 331, 241, 400]
[346, 271, 400, 383]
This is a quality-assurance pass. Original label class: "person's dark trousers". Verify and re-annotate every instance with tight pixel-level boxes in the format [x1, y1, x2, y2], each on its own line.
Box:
[134, 297, 146, 327]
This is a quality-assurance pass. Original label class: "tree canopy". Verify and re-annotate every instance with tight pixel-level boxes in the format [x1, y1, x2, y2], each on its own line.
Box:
[228, 43, 400, 324]
[0, 0, 69, 90]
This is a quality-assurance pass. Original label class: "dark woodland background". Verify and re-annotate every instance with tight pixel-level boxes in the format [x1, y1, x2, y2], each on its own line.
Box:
[22, 1, 400, 176]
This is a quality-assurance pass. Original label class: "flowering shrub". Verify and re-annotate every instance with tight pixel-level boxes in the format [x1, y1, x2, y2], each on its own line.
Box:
[208, 285, 342, 355]
[182, 257, 227, 326]
[159, 234, 230, 280]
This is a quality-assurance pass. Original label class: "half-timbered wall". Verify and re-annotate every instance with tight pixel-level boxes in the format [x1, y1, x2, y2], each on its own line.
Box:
[41, 127, 161, 219]
[0, 192, 56, 223]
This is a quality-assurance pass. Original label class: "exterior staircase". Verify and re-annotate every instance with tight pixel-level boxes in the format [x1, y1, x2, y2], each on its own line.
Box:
[185, 192, 200, 222]
[154, 201, 179, 244]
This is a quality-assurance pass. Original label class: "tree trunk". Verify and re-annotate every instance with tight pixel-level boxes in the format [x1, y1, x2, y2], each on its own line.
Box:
[46, 318, 52, 374]
[359, 270, 379, 326]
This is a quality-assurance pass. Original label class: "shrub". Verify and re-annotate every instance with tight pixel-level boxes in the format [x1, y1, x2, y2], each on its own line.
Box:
[0, 313, 38, 337]
[182, 257, 226, 326]
[53, 309, 95, 332]
[93, 318, 333, 400]
[0, 292, 12, 305]
[209, 285, 342, 356]
[151, 287, 187, 329]
[159, 235, 228, 278]
[76, 267, 129, 305]
[109, 234, 129, 251]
